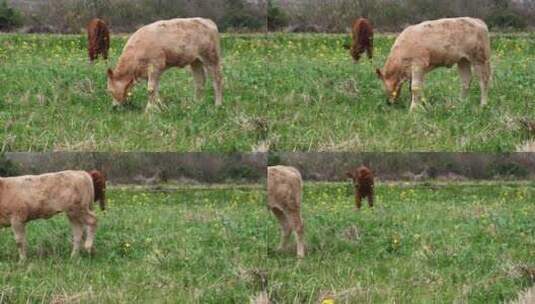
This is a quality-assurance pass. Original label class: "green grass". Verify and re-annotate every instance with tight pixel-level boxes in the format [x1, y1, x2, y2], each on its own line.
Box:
[2, 33, 534, 152]
[0, 183, 533, 303]
[0, 185, 267, 302]
[0, 34, 269, 151]
[267, 33, 535, 151]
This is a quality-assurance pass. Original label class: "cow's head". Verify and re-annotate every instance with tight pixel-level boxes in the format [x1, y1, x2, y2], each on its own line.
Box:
[107, 69, 133, 107]
[346, 166, 373, 184]
[346, 167, 364, 186]
[346, 169, 358, 185]
[87, 170, 106, 211]
[376, 68, 403, 104]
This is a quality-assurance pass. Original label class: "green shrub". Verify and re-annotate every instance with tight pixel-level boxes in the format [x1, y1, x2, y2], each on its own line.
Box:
[0, 155, 19, 177]
[0, 0, 23, 31]
[268, 0, 289, 31]
[490, 162, 529, 178]
[225, 165, 261, 181]
[486, 10, 527, 30]
[220, 0, 264, 31]
[267, 153, 281, 166]
[221, 13, 264, 31]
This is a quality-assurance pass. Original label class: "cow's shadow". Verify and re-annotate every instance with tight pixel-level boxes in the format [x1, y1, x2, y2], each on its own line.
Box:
[111, 102, 143, 112]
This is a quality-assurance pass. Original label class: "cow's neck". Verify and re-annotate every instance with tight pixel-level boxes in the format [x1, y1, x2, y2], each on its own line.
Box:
[384, 59, 400, 78]
[114, 55, 136, 80]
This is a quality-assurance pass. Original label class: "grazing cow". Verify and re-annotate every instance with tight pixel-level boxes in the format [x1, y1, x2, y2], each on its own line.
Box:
[376, 17, 491, 111]
[0, 170, 106, 260]
[267, 166, 305, 258]
[107, 17, 223, 112]
[346, 166, 374, 210]
[87, 18, 110, 63]
[350, 18, 373, 62]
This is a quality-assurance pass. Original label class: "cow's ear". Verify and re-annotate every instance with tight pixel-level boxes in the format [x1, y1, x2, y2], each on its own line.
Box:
[375, 68, 383, 79]
[107, 68, 114, 78]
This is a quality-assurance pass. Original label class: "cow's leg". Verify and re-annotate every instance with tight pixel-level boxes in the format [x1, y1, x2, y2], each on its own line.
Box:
[146, 67, 162, 112]
[367, 38, 373, 60]
[67, 215, 84, 258]
[271, 207, 291, 251]
[474, 62, 490, 106]
[458, 60, 472, 100]
[355, 192, 362, 210]
[206, 63, 223, 107]
[368, 192, 374, 208]
[351, 46, 362, 62]
[102, 37, 110, 61]
[83, 211, 98, 254]
[410, 67, 425, 112]
[10, 218, 27, 261]
[102, 38, 110, 61]
[289, 214, 305, 258]
[190, 60, 206, 101]
[88, 48, 95, 64]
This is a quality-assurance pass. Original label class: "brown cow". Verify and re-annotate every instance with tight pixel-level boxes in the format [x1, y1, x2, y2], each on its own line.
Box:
[267, 165, 305, 258]
[87, 18, 110, 63]
[376, 17, 491, 111]
[0, 170, 106, 261]
[107, 17, 223, 112]
[350, 18, 373, 62]
[346, 166, 374, 210]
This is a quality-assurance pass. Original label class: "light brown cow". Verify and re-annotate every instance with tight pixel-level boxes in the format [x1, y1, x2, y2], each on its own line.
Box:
[107, 17, 223, 112]
[376, 17, 491, 111]
[267, 165, 305, 258]
[0, 170, 106, 260]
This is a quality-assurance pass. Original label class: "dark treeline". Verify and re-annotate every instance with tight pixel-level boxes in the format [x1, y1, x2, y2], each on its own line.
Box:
[273, 0, 535, 32]
[1, 0, 534, 33]
[270, 153, 535, 181]
[4, 0, 267, 33]
[1, 152, 267, 184]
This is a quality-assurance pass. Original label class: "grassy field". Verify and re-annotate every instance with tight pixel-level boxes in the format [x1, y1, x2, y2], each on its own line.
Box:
[267, 33, 535, 152]
[0, 185, 267, 302]
[0, 183, 533, 303]
[0, 34, 269, 151]
[1, 33, 534, 152]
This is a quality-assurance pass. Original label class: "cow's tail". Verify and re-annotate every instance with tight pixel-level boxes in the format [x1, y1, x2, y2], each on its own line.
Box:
[98, 21, 110, 52]
[88, 170, 106, 211]
[358, 21, 372, 47]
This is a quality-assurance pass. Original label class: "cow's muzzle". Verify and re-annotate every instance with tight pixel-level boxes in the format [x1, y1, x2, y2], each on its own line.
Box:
[111, 100, 122, 110]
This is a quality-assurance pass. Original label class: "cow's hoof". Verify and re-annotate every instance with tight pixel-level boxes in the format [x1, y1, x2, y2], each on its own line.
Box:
[275, 246, 288, 253]
[145, 105, 160, 113]
[111, 100, 122, 111]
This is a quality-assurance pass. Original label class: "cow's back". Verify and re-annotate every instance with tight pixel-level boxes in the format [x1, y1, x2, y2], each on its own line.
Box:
[353, 18, 372, 46]
[87, 19, 108, 36]
[267, 166, 302, 212]
[87, 19, 99, 32]
[393, 17, 490, 64]
[123, 18, 219, 56]
[0, 171, 94, 221]
[357, 166, 374, 196]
